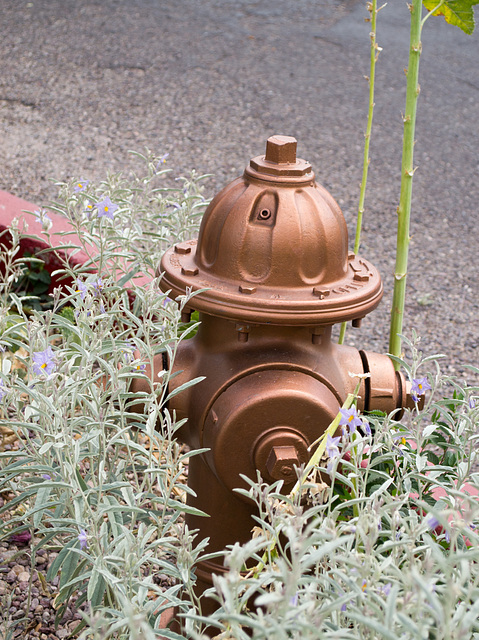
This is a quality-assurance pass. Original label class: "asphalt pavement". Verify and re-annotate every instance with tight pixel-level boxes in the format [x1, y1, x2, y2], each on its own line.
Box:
[1, 0, 478, 379]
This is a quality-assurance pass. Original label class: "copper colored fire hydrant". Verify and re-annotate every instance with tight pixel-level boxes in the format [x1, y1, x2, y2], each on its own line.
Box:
[136, 136, 413, 603]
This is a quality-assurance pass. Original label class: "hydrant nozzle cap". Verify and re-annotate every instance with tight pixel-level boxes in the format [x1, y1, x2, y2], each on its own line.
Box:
[248, 135, 312, 180]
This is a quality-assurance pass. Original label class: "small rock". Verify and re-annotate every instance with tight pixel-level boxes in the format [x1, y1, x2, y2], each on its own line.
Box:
[34, 605, 43, 614]
[18, 571, 30, 582]
[6, 570, 16, 583]
[31, 597, 39, 609]
[42, 610, 51, 621]
[57, 630, 69, 638]
[0, 579, 7, 595]
[12, 564, 24, 576]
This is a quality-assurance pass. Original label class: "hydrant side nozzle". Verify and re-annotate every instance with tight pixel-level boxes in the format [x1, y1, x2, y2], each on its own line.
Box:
[359, 349, 411, 417]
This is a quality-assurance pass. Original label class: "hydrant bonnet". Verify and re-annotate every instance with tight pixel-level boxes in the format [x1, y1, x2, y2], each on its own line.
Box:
[160, 135, 383, 325]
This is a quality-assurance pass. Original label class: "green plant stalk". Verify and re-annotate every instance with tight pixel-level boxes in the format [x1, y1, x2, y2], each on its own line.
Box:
[339, 0, 380, 345]
[388, 0, 423, 364]
[290, 390, 358, 498]
[251, 388, 361, 576]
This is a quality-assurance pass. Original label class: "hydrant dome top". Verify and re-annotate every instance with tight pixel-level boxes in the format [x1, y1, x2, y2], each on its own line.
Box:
[159, 136, 383, 325]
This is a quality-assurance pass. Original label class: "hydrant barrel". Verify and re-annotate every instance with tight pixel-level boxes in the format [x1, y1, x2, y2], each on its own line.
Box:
[142, 136, 417, 617]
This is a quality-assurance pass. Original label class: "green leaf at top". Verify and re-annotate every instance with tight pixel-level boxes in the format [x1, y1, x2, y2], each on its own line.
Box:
[423, 0, 479, 34]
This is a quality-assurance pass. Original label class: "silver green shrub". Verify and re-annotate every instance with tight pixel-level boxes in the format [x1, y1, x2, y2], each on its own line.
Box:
[1, 154, 479, 640]
[0, 153, 210, 639]
[196, 341, 479, 639]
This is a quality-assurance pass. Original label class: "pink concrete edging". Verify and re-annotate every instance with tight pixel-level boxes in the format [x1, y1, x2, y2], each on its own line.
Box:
[0, 189, 152, 292]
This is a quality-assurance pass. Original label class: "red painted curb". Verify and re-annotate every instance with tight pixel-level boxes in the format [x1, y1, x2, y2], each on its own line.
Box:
[0, 190, 152, 292]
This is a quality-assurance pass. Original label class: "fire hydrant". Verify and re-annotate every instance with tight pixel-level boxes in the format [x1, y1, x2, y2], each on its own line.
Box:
[135, 136, 413, 603]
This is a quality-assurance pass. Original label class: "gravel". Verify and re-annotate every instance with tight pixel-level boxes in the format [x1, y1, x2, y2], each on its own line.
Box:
[0, 535, 84, 639]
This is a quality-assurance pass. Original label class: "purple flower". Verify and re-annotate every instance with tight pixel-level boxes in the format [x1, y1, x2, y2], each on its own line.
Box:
[362, 419, 371, 436]
[426, 513, 440, 530]
[76, 279, 88, 300]
[411, 376, 431, 402]
[382, 583, 392, 596]
[289, 593, 298, 607]
[135, 363, 146, 373]
[95, 196, 118, 220]
[341, 602, 347, 612]
[10, 530, 32, 546]
[42, 474, 52, 480]
[361, 580, 367, 593]
[0, 381, 8, 401]
[33, 209, 53, 232]
[444, 530, 450, 543]
[74, 180, 89, 192]
[155, 153, 169, 171]
[339, 406, 363, 433]
[325, 434, 341, 459]
[469, 396, 476, 410]
[85, 201, 94, 218]
[392, 432, 408, 447]
[121, 344, 134, 363]
[78, 529, 88, 550]
[32, 346, 56, 376]
[92, 277, 103, 295]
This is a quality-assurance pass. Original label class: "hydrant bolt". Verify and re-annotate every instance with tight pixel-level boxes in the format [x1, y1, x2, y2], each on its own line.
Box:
[266, 445, 300, 481]
[265, 134, 297, 164]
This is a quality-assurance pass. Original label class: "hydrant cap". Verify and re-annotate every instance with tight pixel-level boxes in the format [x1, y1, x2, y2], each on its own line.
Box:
[160, 136, 382, 325]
